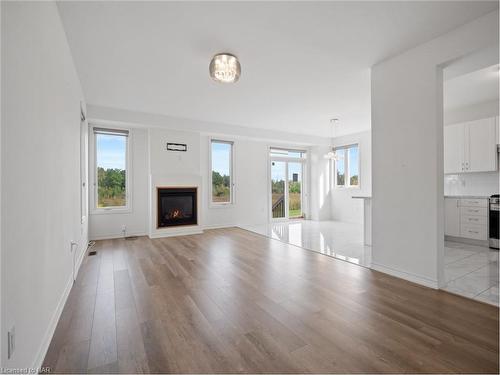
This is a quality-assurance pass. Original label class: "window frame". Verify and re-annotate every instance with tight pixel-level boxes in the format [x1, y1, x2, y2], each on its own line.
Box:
[333, 143, 360, 189]
[209, 138, 235, 207]
[90, 125, 132, 214]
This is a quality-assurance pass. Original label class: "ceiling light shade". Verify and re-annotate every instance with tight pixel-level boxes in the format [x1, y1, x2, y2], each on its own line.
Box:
[209, 53, 241, 83]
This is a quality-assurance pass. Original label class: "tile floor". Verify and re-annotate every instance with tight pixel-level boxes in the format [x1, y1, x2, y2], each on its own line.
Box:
[443, 241, 499, 306]
[240, 220, 372, 267]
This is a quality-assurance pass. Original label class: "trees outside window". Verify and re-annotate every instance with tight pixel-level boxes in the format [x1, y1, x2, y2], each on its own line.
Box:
[211, 140, 233, 204]
[94, 128, 129, 209]
[334, 144, 359, 188]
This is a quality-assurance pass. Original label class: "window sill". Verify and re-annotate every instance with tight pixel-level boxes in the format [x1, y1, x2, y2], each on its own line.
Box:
[91, 207, 132, 215]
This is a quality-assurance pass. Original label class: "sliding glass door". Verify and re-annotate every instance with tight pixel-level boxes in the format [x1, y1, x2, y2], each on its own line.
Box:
[270, 149, 306, 220]
[271, 161, 286, 219]
[288, 162, 302, 218]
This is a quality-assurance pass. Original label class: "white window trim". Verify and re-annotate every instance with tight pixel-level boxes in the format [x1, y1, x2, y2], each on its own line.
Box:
[89, 125, 133, 215]
[209, 138, 235, 208]
[333, 143, 360, 189]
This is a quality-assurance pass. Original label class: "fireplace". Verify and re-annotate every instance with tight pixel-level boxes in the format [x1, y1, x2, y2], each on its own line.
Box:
[157, 187, 197, 228]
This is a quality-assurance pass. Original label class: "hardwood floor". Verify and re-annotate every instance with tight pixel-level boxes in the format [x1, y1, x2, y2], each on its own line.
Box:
[43, 228, 499, 373]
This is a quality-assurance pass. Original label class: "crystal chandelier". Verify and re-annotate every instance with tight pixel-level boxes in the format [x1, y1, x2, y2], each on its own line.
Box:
[209, 53, 241, 83]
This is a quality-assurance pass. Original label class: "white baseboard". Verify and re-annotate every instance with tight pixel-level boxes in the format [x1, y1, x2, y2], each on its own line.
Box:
[149, 228, 203, 239]
[371, 262, 438, 289]
[203, 224, 237, 230]
[32, 239, 90, 369]
[89, 231, 147, 241]
[32, 270, 74, 369]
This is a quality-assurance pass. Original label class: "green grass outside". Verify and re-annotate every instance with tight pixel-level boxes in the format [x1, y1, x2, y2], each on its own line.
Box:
[289, 209, 302, 218]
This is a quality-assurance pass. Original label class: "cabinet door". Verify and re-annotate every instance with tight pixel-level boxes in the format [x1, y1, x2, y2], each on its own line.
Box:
[444, 198, 460, 237]
[496, 116, 499, 145]
[444, 124, 464, 174]
[467, 118, 497, 172]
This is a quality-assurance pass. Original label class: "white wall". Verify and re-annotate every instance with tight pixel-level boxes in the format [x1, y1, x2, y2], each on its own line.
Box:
[0, 1, 3, 367]
[1, 1, 86, 368]
[371, 10, 498, 288]
[87, 106, 324, 236]
[309, 145, 333, 221]
[330, 130, 372, 223]
[149, 128, 200, 176]
[445, 99, 499, 125]
[89, 128, 148, 239]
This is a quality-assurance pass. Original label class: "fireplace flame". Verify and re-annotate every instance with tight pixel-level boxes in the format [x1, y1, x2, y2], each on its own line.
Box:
[167, 208, 185, 220]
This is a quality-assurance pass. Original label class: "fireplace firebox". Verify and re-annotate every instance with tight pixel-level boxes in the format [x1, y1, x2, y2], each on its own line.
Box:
[157, 187, 197, 228]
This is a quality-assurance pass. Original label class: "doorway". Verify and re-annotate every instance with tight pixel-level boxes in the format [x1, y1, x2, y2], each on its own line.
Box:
[441, 46, 499, 306]
[270, 148, 306, 220]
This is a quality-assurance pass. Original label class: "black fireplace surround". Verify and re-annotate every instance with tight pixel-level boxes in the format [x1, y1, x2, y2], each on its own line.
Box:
[157, 187, 197, 228]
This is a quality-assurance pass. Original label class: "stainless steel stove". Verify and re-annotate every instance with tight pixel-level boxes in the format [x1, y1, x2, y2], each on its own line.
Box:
[489, 194, 499, 249]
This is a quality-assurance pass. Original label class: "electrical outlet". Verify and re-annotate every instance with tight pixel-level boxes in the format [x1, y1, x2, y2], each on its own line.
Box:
[7, 326, 15, 359]
[121, 225, 127, 236]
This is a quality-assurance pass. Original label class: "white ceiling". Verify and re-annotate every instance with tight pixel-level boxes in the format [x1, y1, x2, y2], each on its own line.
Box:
[57, 1, 498, 137]
[444, 64, 500, 110]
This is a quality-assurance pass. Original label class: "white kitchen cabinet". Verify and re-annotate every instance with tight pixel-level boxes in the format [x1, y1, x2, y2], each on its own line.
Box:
[445, 197, 488, 241]
[444, 124, 464, 174]
[444, 197, 460, 237]
[467, 118, 497, 172]
[444, 117, 497, 174]
[496, 116, 499, 145]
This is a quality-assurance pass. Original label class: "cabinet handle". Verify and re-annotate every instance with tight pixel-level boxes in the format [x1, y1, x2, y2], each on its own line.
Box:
[468, 230, 479, 234]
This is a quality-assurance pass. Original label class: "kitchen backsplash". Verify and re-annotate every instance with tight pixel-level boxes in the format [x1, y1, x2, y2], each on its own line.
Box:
[445, 172, 499, 196]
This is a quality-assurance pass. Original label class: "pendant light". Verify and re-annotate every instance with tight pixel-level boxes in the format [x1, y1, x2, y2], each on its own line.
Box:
[324, 119, 340, 160]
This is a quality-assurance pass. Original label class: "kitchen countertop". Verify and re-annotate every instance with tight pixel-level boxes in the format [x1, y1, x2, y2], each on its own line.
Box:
[444, 195, 491, 199]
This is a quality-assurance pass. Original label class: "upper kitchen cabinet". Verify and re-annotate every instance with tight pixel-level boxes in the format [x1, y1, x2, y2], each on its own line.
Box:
[444, 117, 497, 174]
[444, 123, 464, 174]
[497, 116, 499, 145]
[468, 117, 497, 172]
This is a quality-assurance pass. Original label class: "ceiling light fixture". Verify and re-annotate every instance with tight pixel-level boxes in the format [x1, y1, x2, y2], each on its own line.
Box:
[324, 119, 340, 160]
[209, 53, 241, 83]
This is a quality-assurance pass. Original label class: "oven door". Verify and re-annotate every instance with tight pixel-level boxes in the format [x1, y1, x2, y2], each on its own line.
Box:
[489, 203, 499, 248]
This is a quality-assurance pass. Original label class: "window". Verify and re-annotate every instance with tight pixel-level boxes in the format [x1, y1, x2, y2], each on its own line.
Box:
[334, 144, 359, 188]
[93, 127, 129, 209]
[210, 140, 233, 204]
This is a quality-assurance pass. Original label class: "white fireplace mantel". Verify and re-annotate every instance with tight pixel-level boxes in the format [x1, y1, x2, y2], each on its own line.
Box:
[149, 173, 203, 238]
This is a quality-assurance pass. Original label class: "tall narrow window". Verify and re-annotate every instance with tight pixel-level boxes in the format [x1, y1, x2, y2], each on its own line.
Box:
[211, 140, 233, 204]
[334, 144, 359, 188]
[348, 146, 359, 186]
[94, 128, 129, 208]
[335, 148, 346, 186]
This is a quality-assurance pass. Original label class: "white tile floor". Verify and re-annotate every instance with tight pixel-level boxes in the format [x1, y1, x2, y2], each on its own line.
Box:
[443, 241, 499, 306]
[240, 220, 372, 267]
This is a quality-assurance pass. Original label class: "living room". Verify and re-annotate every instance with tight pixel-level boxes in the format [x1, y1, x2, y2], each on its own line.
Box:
[1, 1, 499, 373]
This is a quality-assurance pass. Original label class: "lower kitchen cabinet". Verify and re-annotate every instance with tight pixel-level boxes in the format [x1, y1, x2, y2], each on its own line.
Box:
[445, 197, 488, 240]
